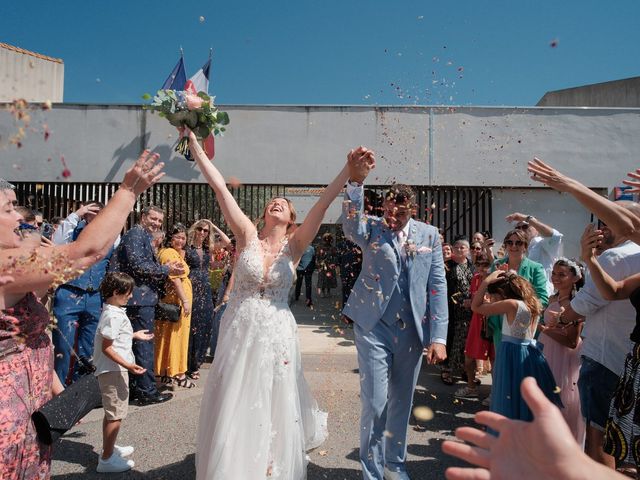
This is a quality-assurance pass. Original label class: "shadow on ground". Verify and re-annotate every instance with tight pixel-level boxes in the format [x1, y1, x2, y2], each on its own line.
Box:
[53, 442, 196, 479]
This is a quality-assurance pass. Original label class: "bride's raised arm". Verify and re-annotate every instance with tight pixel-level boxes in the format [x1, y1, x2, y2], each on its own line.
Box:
[187, 131, 255, 249]
[289, 147, 375, 261]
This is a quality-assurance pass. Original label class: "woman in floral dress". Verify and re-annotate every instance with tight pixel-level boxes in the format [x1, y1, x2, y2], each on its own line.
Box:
[0, 153, 163, 479]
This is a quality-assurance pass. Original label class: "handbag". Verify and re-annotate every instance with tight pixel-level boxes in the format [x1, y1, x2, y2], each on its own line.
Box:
[32, 372, 102, 445]
[32, 348, 101, 445]
[155, 301, 181, 322]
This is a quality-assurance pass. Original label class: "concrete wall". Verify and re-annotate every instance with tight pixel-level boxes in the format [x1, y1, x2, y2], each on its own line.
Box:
[1, 104, 639, 189]
[537, 77, 640, 108]
[0, 103, 638, 255]
[0, 44, 64, 103]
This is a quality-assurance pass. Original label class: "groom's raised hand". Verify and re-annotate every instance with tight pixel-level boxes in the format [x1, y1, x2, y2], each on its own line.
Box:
[348, 146, 375, 184]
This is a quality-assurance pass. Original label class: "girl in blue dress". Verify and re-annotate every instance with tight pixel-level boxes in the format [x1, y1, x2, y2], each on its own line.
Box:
[471, 270, 561, 421]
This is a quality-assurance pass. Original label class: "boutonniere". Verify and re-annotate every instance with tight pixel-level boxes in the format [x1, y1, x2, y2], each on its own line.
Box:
[405, 239, 417, 258]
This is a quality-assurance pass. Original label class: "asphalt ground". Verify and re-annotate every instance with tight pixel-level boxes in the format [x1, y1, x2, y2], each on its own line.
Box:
[51, 291, 490, 479]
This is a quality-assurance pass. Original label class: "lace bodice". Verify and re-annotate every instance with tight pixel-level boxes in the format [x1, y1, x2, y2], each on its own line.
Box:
[502, 300, 536, 339]
[231, 233, 294, 304]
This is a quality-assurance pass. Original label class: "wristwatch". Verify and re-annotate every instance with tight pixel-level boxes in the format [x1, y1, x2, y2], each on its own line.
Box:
[525, 215, 533, 223]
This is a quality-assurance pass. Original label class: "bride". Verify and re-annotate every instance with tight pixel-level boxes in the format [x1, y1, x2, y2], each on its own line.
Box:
[188, 132, 375, 479]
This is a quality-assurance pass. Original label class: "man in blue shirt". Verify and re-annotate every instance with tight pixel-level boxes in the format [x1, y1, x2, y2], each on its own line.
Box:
[52, 201, 115, 384]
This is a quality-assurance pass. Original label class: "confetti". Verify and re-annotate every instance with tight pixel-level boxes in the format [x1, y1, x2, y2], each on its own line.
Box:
[413, 406, 434, 421]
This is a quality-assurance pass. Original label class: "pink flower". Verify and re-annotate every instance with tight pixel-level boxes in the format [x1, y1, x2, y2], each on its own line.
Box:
[185, 94, 204, 111]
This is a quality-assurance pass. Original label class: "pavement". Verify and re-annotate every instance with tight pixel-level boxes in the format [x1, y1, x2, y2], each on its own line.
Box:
[51, 292, 491, 479]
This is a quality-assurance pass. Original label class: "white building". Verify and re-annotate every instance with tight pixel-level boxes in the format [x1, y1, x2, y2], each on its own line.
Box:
[0, 42, 64, 103]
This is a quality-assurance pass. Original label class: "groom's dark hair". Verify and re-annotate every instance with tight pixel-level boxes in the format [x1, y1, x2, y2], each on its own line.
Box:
[385, 184, 416, 206]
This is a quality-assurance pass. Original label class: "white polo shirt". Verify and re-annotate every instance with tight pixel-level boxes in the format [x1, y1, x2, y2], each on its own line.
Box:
[93, 304, 134, 375]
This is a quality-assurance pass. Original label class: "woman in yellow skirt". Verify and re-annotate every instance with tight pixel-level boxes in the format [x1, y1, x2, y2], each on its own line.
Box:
[155, 223, 195, 388]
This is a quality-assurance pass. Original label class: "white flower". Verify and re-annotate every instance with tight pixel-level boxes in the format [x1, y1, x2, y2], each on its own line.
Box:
[405, 239, 417, 258]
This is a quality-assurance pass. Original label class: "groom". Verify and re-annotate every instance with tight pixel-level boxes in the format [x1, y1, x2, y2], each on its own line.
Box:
[342, 147, 448, 480]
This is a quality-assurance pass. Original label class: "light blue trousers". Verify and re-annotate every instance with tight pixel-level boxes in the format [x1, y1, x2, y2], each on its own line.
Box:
[355, 318, 423, 480]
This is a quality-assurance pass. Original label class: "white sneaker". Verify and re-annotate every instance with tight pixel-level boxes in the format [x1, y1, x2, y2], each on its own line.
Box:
[97, 453, 134, 473]
[114, 445, 134, 457]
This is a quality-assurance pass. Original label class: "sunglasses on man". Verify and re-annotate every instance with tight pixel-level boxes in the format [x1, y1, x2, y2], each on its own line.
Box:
[515, 223, 530, 231]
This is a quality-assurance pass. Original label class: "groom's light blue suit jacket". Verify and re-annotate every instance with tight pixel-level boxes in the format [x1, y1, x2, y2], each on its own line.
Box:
[341, 189, 449, 347]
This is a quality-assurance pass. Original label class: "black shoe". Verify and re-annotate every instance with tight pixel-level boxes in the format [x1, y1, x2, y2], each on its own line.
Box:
[135, 392, 173, 406]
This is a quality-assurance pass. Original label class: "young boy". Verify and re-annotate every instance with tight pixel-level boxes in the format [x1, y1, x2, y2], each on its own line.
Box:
[94, 272, 154, 473]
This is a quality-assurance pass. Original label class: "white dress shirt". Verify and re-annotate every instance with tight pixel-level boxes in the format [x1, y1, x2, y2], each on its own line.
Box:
[527, 229, 563, 295]
[571, 240, 640, 375]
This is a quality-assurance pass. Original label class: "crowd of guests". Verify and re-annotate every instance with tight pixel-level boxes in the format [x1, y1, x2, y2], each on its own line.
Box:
[5, 151, 640, 478]
[443, 158, 640, 480]
[0, 160, 240, 473]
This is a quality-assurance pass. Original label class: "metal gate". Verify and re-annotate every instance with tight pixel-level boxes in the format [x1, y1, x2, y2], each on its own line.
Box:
[11, 181, 492, 242]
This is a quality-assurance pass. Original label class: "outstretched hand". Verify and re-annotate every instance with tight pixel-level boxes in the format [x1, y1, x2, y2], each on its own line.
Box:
[442, 377, 597, 480]
[347, 146, 375, 183]
[121, 150, 165, 195]
[75, 203, 101, 220]
[505, 212, 527, 223]
[622, 167, 640, 193]
[527, 157, 578, 193]
[132, 329, 154, 341]
[580, 224, 603, 263]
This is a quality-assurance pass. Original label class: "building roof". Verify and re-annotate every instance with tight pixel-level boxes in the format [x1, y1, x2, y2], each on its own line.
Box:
[0, 42, 63, 64]
[537, 76, 640, 107]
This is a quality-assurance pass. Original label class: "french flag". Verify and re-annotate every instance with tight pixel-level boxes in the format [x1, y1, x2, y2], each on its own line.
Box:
[185, 58, 211, 94]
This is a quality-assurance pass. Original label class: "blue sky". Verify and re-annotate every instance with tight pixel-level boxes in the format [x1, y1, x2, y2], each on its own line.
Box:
[2, 0, 639, 106]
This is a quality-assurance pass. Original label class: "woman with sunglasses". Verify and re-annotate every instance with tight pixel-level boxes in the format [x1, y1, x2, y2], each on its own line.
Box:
[185, 220, 230, 380]
[488, 229, 549, 347]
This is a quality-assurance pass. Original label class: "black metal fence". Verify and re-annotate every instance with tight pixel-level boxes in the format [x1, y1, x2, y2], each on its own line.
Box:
[11, 181, 492, 243]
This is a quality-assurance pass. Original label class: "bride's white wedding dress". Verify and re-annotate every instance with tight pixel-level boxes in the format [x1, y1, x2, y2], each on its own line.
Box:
[196, 233, 328, 479]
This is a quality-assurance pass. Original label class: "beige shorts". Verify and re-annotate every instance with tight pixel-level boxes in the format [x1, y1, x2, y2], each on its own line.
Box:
[97, 371, 129, 421]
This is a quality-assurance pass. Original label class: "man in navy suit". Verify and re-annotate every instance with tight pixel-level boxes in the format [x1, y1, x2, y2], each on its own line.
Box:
[342, 147, 448, 480]
[110, 205, 184, 405]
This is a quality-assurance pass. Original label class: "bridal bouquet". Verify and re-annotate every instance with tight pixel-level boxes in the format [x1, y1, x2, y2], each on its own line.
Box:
[146, 89, 229, 160]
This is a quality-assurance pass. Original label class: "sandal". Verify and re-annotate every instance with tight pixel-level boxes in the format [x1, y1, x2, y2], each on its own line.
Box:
[156, 375, 173, 385]
[440, 370, 454, 385]
[455, 385, 479, 398]
[461, 372, 482, 386]
[174, 376, 197, 389]
[187, 371, 200, 380]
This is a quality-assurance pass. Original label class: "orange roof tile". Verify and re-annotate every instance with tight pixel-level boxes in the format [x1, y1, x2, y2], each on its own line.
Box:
[0, 42, 63, 64]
